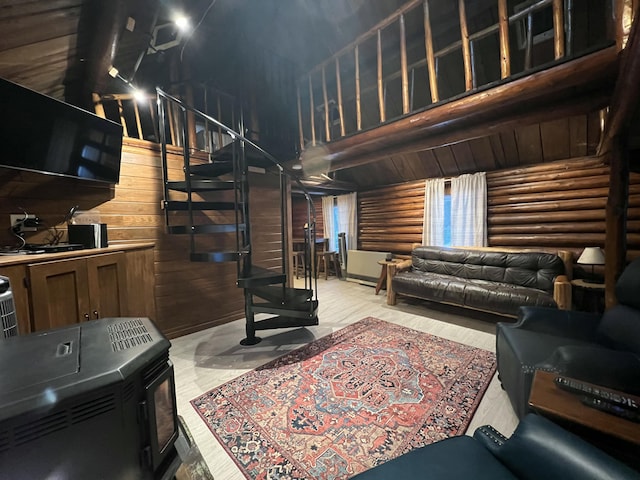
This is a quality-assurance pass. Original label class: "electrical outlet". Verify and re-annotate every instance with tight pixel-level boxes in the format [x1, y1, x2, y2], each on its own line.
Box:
[10, 214, 38, 232]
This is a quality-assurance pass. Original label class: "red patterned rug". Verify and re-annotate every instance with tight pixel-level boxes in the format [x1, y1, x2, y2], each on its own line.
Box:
[191, 317, 496, 479]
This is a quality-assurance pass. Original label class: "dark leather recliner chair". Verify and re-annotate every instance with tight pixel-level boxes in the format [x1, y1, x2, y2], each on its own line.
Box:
[496, 257, 640, 419]
[350, 414, 640, 479]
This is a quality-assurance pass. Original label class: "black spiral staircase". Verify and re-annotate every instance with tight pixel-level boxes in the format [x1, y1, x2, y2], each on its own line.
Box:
[156, 88, 319, 345]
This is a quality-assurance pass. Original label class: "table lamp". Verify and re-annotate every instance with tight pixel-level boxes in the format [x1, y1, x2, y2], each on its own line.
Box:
[577, 247, 605, 284]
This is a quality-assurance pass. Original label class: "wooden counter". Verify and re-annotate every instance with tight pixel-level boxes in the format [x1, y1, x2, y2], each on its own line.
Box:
[0, 243, 155, 335]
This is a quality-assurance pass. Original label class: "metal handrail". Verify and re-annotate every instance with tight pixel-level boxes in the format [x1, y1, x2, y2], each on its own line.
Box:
[156, 87, 318, 295]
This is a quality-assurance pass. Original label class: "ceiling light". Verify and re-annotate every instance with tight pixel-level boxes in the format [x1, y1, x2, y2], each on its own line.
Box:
[108, 66, 119, 78]
[292, 164, 302, 170]
[174, 14, 190, 32]
[131, 86, 146, 103]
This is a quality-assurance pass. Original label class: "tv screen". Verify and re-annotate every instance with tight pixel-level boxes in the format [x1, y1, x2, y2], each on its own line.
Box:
[0, 77, 123, 184]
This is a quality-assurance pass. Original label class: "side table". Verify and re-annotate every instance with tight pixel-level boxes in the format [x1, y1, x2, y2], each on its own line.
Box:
[374, 259, 399, 295]
[570, 279, 605, 313]
[528, 370, 640, 468]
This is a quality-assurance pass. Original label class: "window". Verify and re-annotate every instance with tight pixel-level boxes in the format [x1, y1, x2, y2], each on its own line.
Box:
[443, 193, 451, 247]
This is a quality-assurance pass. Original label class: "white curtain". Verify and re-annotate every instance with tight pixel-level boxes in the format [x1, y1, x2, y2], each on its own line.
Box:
[422, 178, 445, 246]
[336, 192, 357, 251]
[321, 196, 334, 248]
[450, 172, 487, 247]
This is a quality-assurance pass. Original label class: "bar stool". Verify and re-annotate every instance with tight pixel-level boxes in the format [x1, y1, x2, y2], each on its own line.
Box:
[316, 250, 341, 280]
[292, 251, 305, 279]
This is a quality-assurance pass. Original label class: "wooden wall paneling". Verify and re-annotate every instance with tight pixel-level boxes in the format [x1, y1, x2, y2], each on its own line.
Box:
[0, 138, 286, 339]
[586, 109, 603, 153]
[498, 130, 520, 166]
[394, 152, 426, 181]
[291, 195, 323, 238]
[569, 115, 589, 157]
[433, 146, 459, 176]
[416, 149, 444, 177]
[468, 137, 498, 171]
[514, 124, 543, 164]
[450, 141, 477, 173]
[488, 134, 507, 169]
[540, 118, 571, 161]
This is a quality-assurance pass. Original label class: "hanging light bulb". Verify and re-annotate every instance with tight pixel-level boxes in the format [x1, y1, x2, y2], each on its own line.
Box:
[174, 14, 190, 32]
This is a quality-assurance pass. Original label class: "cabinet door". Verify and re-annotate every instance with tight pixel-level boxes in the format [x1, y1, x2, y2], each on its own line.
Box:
[28, 258, 91, 331]
[86, 252, 129, 319]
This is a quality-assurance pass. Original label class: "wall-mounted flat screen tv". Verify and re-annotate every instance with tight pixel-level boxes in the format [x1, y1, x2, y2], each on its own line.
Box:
[0, 77, 123, 184]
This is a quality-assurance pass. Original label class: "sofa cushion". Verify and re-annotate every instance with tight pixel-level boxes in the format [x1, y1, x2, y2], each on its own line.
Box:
[349, 435, 516, 480]
[411, 247, 565, 293]
[393, 271, 556, 316]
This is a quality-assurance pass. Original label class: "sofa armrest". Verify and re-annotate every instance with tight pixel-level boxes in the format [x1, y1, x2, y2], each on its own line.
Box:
[478, 414, 640, 480]
[553, 275, 571, 310]
[538, 345, 640, 395]
[386, 259, 412, 306]
[505, 306, 602, 339]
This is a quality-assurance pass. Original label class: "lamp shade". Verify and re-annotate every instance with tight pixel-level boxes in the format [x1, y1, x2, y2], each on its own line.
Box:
[577, 247, 605, 265]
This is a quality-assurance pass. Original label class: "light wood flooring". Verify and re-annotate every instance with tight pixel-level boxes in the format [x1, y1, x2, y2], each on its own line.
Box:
[170, 277, 519, 480]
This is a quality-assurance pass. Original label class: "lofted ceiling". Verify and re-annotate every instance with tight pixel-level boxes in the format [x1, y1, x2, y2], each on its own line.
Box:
[0, 0, 636, 192]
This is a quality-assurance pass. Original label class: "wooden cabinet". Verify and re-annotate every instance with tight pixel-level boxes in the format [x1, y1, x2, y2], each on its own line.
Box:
[0, 243, 155, 334]
[28, 252, 128, 331]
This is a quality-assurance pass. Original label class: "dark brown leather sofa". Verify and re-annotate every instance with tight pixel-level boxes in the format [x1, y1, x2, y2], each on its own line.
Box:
[387, 246, 570, 317]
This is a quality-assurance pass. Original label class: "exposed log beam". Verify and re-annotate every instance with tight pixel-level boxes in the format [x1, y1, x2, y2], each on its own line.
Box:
[324, 46, 618, 172]
[599, 7, 640, 306]
[330, 91, 610, 173]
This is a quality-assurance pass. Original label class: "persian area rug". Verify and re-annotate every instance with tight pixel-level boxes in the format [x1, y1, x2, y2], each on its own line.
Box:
[191, 317, 496, 480]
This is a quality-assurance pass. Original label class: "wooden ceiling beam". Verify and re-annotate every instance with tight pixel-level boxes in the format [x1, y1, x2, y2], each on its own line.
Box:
[324, 46, 619, 171]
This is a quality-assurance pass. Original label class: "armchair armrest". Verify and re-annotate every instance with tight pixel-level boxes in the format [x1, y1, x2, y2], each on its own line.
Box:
[386, 259, 412, 306]
[482, 414, 640, 480]
[553, 275, 571, 310]
[506, 306, 601, 340]
[538, 345, 640, 395]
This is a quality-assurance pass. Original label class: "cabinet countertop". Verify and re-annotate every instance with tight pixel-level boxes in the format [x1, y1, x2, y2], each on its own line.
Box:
[0, 243, 155, 267]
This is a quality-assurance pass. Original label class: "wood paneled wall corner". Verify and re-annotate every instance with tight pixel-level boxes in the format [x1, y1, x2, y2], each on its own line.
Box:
[0, 138, 285, 339]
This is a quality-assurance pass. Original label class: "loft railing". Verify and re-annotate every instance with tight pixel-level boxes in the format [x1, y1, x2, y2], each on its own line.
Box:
[93, 83, 240, 155]
[297, 0, 616, 149]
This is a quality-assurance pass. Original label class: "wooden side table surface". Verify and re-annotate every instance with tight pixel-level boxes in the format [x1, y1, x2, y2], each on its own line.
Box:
[529, 370, 640, 446]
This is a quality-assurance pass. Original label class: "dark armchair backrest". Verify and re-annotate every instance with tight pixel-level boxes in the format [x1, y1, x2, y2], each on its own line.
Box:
[597, 257, 640, 355]
[411, 246, 565, 293]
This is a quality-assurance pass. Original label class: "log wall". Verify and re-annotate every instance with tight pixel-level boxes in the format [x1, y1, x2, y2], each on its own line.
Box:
[358, 180, 425, 252]
[291, 194, 324, 239]
[0, 138, 283, 338]
[358, 157, 640, 264]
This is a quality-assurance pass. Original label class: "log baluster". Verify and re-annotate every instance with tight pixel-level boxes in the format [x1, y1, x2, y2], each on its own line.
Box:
[335, 57, 346, 138]
[355, 45, 362, 131]
[322, 66, 330, 142]
[297, 85, 304, 151]
[458, 0, 473, 91]
[400, 14, 410, 114]
[498, 0, 511, 78]
[553, 0, 565, 59]
[308, 74, 316, 146]
[377, 29, 386, 122]
[423, 0, 439, 103]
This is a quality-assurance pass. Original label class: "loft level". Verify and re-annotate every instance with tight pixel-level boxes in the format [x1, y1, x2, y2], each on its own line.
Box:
[295, 0, 622, 162]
